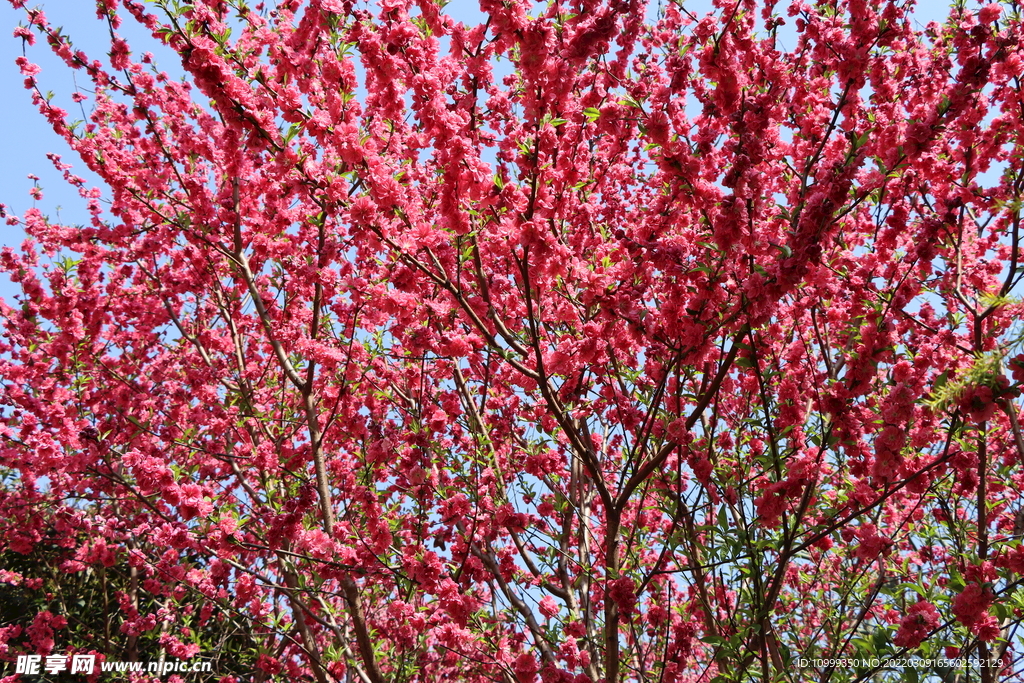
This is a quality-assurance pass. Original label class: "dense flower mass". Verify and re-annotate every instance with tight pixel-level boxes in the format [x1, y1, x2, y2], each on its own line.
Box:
[2, 0, 1024, 681]
[894, 600, 941, 649]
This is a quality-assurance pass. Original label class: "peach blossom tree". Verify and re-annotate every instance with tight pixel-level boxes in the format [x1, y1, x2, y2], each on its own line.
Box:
[3, 0, 1024, 681]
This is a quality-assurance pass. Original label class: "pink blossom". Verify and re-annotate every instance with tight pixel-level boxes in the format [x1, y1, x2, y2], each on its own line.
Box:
[953, 582, 995, 635]
[893, 600, 940, 648]
[512, 653, 539, 683]
[979, 4, 1002, 23]
[608, 577, 638, 616]
[539, 595, 559, 619]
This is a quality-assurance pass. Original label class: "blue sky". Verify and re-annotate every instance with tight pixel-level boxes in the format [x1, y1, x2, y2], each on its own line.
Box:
[0, 0, 955, 304]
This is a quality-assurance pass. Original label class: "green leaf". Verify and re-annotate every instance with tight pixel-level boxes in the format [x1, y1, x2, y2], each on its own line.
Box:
[772, 243, 793, 258]
[125, 415, 148, 430]
[872, 627, 890, 651]
[897, 582, 928, 599]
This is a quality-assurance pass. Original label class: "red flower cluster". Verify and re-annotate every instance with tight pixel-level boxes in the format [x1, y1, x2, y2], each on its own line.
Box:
[953, 565, 1000, 641]
[958, 376, 1018, 424]
[893, 600, 940, 648]
[1009, 354, 1024, 383]
[2, 0, 1023, 680]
